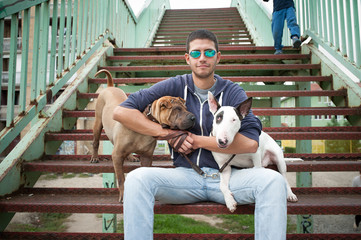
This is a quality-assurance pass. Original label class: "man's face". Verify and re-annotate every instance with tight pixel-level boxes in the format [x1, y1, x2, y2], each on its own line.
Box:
[185, 39, 221, 80]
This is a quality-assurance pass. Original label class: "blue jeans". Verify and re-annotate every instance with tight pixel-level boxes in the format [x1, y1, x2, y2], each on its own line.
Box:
[123, 166, 287, 240]
[272, 7, 300, 50]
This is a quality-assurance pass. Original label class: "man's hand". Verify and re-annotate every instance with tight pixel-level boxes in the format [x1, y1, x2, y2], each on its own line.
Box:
[158, 130, 194, 155]
[170, 131, 193, 155]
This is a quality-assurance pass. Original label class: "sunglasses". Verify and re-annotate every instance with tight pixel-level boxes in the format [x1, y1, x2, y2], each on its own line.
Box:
[189, 49, 217, 58]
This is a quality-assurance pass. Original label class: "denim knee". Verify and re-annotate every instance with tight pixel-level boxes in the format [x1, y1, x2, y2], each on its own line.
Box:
[259, 169, 287, 197]
[124, 168, 151, 191]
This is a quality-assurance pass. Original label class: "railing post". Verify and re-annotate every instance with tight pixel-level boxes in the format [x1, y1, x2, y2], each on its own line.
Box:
[70, 0, 78, 64]
[0, 19, 3, 107]
[57, 0, 66, 78]
[49, 0, 59, 85]
[102, 141, 117, 233]
[331, 0, 339, 50]
[64, 0, 72, 70]
[296, 81, 313, 233]
[19, 9, 30, 113]
[38, 1, 50, 95]
[351, 0, 361, 67]
[6, 13, 19, 127]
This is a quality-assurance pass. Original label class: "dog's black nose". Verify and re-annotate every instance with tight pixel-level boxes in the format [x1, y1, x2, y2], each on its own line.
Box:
[218, 139, 228, 146]
[188, 114, 196, 122]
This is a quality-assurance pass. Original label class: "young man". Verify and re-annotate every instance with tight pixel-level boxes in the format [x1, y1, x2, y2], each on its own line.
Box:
[113, 29, 287, 240]
[264, 0, 302, 54]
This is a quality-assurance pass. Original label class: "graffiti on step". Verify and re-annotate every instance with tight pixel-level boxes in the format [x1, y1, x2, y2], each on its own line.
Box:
[301, 215, 312, 233]
[104, 181, 115, 188]
[103, 216, 115, 231]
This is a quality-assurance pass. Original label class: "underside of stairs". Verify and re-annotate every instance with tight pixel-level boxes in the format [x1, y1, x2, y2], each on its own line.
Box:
[1, 7, 361, 239]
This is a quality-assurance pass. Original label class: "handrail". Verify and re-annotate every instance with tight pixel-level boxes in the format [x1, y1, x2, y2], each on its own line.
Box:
[296, 0, 361, 79]
[0, 0, 169, 155]
[231, 0, 361, 80]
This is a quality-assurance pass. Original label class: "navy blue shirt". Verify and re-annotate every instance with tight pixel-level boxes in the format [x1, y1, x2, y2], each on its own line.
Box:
[273, 0, 295, 12]
[120, 74, 262, 170]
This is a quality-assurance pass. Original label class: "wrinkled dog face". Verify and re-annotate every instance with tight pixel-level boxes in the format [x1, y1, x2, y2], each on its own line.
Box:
[208, 92, 252, 148]
[156, 97, 195, 130]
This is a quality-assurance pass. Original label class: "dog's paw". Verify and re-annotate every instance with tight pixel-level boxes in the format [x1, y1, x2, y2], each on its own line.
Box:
[225, 195, 237, 212]
[127, 155, 139, 162]
[90, 157, 99, 163]
[287, 193, 298, 202]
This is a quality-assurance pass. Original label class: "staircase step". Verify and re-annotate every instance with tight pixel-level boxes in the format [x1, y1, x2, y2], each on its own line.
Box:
[62, 108, 361, 118]
[22, 159, 361, 173]
[155, 39, 253, 45]
[113, 46, 299, 54]
[42, 153, 361, 161]
[100, 64, 320, 72]
[45, 130, 360, 141]
[107, 54, 310, 62]
[78, 90, 346, 99]
[1, 232, 361, 240]
[1, 187, 360, 215]
[88, 76, 332, 84]
[159, 21, 245, 27]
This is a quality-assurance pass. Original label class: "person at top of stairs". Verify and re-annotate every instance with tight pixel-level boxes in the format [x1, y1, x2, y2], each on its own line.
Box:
[113, 29, 287, 240]
[264, 0, 302, 54]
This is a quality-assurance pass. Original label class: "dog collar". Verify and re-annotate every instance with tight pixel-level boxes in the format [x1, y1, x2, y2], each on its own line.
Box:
[144, 103, 159, 124]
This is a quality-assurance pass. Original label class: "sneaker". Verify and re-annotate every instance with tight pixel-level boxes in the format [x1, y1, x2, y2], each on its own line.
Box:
[292, 36, 302, 48]
[274, 50, 283, 55]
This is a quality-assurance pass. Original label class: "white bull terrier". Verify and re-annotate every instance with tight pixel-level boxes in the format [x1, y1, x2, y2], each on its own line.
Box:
[208, 92, 298, 212]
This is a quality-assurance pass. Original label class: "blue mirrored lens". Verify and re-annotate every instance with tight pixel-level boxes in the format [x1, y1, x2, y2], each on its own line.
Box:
[205, 50, 216, 57]
[189, 50, 216, 58]
[189, 51, 201, 58]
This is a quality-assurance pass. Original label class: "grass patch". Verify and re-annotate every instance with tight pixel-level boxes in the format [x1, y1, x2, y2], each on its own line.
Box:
[117, 214, 227, 234]
[40, 173, 59, 180]
[78, 173, 94, 178]
[216, 214, 297, 234]
[6, 213, 71, 232]
[62, 173, 76, 179]
[116, 214, 297, 234]
[216, 214, 254, 233]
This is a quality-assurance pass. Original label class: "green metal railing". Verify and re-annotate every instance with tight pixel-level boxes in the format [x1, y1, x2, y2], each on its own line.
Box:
[0, 0, 169, 156]
[232, 0, 361, 79]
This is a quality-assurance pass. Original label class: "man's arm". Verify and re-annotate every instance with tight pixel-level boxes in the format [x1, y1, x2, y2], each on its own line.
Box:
[113, 106, 170, 138]
[191, 133, 258, 154]
[113, 106, 194, 153]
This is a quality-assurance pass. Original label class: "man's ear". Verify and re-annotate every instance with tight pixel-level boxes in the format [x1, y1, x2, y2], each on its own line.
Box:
[208, 91, 220, 115]
[237, 97, 252, 119]
[185, 53, 190, 65]
[216, 51, 221, 64]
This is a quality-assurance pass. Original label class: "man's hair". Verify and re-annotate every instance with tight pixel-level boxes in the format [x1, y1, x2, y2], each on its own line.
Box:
[186, 29, 219, 53]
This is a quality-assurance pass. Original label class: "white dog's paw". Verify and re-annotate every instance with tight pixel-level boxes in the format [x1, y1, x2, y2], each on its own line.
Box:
[287, 192, 298, 202]
[225, 194, 237, 212]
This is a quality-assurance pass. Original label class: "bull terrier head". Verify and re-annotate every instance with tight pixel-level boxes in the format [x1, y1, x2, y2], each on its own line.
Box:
[208, 91, 252, 148]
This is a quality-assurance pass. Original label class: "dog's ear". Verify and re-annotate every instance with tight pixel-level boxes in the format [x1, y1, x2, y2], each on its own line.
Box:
[208, 91, 220, 115]
[177, 97, 186, 105]
[237, 97, 252, 119]
[160, 99, 171, 109]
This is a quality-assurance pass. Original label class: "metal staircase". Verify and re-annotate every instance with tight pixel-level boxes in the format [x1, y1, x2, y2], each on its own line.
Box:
[1, 5, 361, 239]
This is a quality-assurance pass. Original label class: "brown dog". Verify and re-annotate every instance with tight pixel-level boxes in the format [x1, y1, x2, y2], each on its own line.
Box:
[91, 69, 195, 202]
